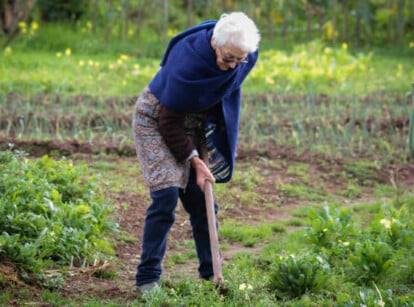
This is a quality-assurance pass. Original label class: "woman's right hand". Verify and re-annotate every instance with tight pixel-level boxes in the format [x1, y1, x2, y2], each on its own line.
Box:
[190, 156, 215, 191]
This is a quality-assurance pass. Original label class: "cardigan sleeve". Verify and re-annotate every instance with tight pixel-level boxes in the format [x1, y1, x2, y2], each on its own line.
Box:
[157, 105, 196, 162]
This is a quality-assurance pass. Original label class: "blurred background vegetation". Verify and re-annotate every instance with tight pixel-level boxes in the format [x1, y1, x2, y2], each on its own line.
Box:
[0, 0, 413, 161]
[1, 0, 413, 57]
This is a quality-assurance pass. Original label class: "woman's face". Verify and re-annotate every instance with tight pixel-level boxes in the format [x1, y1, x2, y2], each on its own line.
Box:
[213, 42, 249, 71]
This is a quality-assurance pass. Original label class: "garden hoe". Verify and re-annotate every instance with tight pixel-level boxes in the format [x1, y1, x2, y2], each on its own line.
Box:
[201, 147, 224, 286]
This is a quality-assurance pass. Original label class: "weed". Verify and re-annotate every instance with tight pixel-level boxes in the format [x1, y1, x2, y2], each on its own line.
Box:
[284, 218, 306, 227]
[221, 219, 286, 247]
[277, 183, 328, 201]
[0, 151, 118, 279]
[342, 160, 382, 186]
[305, 205, 357, 250]
[336, 286, 413, 306]
[340, 181, 363, 199]
[369, 204, 413, 249]
[286, 163, 310, 184]
[269, 253, 330, 299]
[349, 240, 393, 284]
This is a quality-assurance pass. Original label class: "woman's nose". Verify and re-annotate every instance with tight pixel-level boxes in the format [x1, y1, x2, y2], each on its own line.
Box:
[228, 62, 237, 69]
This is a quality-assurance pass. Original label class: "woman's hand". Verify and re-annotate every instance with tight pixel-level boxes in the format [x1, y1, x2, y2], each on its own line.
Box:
[190, 156, 215, 191]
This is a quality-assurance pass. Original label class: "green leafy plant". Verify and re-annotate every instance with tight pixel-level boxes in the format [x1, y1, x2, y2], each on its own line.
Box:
[269, 253, 330, 298]
[336, 286, 412, 307]
[0, 150, 118, 277]
[305, 205, 357, 250]
[369, 204, 413, 249]
[349, 240, 393, 284]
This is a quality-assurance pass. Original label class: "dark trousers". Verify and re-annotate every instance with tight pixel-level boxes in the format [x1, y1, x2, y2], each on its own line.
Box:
[136, 173, 218, 286]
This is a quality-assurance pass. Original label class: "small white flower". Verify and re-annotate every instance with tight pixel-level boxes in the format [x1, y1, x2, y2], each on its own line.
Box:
[239, 283, 253, 291]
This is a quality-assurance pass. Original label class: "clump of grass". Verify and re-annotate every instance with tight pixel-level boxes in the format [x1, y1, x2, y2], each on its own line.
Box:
[221, 219, 286, 247]
[277, 182, 328, 201]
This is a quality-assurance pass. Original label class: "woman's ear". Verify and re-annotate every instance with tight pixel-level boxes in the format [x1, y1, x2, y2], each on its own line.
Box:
[211, 38, 216, 49]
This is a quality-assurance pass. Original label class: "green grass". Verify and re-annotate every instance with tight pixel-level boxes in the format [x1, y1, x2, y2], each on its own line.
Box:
[277, 182, 329, 202]
[221, 219, 286, 247]
[0, 50, 159, 96]
[1, 37, 412, 163]
[2, 40, 413, 97]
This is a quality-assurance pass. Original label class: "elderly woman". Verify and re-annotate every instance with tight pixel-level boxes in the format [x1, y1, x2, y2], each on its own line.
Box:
[132, 12, 260, 294]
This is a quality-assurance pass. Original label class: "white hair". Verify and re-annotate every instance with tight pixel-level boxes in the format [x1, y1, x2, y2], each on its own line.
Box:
[212, 12, 261, 52]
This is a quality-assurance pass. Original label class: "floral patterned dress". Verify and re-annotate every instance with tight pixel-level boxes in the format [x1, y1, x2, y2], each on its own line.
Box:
[132, 87, 205, 191]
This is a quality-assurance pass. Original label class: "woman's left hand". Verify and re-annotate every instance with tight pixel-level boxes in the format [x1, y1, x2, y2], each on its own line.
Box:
[190, 156, 215, 191]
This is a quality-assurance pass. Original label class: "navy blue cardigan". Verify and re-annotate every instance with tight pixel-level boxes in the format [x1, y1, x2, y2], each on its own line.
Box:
[149, 20, 258, 182]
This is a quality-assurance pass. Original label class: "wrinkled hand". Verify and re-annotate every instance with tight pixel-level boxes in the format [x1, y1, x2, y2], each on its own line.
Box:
[190, 156, 215, 191]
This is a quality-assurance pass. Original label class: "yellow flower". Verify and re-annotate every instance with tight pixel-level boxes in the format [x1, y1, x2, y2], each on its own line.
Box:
[322, 228, 328, 232]
[79, 60, 85, 66]
[324, 47, 332, 54]
[4, 47, 12, 55]
[18, 21, 27, 29]
[409, 42, 414, 48]
[265, 76, 275, 85]
[342, 43, 348, 51]
[88, 60, 94, 66]
[380, 218, 391, 229]
[343, 242, 350, 247]
[56, 52, 62, 57]
[31, 21, 39, 31]
[75, 204, 91, 215]
[65, 48, 72, 56]
[122, 80, 127, 86]
[325, 21, 334, 40]
[168, 28, 179, 37]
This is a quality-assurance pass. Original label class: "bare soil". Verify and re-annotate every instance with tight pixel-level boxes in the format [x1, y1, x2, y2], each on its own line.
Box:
[2, 139, 414, 305]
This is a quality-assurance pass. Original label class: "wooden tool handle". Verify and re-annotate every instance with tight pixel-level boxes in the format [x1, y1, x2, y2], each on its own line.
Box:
[204, 179, 223, 283]
[200, 142, 223, 284]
